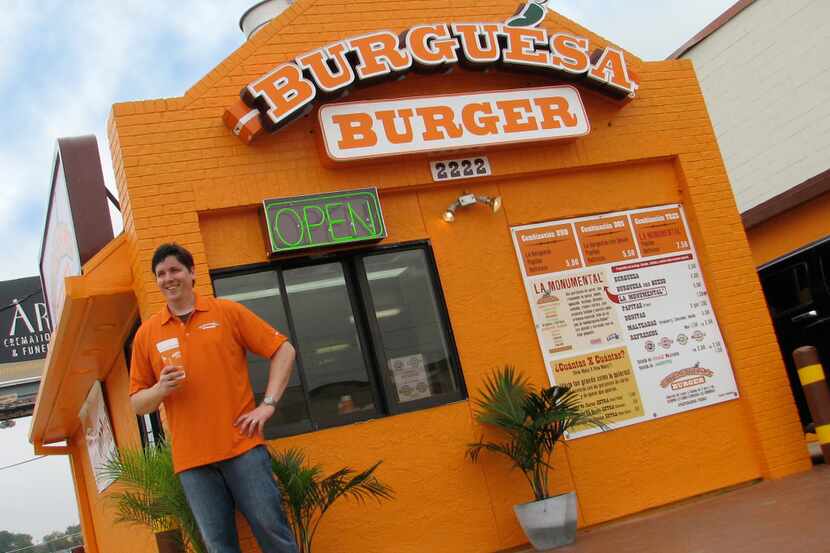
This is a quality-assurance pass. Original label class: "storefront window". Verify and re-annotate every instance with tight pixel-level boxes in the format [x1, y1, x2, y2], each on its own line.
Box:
[283, 263, 379, 425]
[362, 250, 459, 408]
[762, 263, 812, 316]
[820, 244, 830, 294]
[213, 270, 312, 436]
[212, 243, 464, 438]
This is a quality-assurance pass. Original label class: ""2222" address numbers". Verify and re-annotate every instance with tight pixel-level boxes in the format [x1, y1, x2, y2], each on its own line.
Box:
[430, 156, 492, 182]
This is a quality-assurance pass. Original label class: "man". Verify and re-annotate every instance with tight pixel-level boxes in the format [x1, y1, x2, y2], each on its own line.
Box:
[129, 243, 299, 553]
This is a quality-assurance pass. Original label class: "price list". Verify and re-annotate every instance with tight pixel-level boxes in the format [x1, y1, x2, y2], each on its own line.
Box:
[575, 214, 637, 266]
[515, 223, 583, 276]
[512, 204, 739, 438]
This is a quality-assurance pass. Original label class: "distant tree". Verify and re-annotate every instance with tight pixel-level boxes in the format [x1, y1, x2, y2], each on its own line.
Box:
[31, 525, 82, 553]
[0, 530, 34, 551]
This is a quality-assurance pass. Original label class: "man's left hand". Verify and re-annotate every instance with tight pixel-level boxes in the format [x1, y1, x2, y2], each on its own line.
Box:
[234, 404, 276, 437]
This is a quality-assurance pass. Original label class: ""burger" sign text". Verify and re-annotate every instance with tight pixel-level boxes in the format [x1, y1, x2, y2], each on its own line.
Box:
[319, 86, 589, 161]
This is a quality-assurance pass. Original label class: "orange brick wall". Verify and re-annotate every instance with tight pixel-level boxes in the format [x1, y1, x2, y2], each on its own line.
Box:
[102, 2, 810, 551]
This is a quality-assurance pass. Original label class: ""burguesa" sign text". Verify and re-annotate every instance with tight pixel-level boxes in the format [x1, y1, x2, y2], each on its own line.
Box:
[225, 22, 638, 144]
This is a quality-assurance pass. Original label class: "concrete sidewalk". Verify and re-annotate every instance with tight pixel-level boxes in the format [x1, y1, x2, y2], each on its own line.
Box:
[510, 464, 829, 553]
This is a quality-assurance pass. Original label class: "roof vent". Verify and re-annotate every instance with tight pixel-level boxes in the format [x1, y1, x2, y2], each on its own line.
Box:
[239, 0, 293, 40]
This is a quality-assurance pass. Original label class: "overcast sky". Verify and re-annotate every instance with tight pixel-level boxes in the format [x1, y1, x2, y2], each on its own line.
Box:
[0, 0, 737, 545]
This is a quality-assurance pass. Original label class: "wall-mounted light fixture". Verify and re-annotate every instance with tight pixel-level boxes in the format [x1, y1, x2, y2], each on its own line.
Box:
[442, 192, 502, 223]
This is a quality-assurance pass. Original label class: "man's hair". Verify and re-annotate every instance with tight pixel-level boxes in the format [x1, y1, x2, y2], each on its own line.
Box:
[151, 243, 195, 275]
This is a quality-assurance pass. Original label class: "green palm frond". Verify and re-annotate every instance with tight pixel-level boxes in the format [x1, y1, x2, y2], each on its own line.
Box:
[102, 442, 206, 553]
[471, 365, 531, 429]
[466, 366, 606, 500]
[269, 447, 394, 553]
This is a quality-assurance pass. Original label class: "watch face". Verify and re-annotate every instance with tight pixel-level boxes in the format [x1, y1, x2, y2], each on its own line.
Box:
[264, 396, 275, 406]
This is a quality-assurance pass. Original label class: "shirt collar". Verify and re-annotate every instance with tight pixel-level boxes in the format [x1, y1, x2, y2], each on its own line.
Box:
[160, 293, 210, 325]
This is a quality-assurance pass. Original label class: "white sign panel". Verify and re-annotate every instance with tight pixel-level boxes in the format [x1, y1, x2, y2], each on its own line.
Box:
[511, 204, 739, 438]
[79, 380, 117, 492]
[388, 353, 432, 403]
[319, 86, 590, 161]
[40, 162, 82, 326]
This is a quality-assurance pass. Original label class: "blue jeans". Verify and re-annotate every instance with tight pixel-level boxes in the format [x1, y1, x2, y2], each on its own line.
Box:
[179, 445, 299, 553]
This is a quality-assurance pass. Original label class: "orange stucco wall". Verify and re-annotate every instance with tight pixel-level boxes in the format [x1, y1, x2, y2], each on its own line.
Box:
[99, 1, 810, 551]
[69, 353, 156, 553]
[746, 191, 830, 267]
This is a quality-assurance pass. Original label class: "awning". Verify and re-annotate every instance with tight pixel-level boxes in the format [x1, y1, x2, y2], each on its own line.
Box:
[30, 235, 137, 453]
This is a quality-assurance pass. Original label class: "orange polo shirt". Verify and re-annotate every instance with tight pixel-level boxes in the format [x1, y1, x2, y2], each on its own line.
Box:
[129, 294, 287, 473]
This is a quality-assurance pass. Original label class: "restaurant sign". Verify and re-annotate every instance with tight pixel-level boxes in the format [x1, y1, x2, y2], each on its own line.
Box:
[319, 86, 588, 161]
[225, 22, 638, 144]
[39, 136, 113, 326]
[263, 188, 386, 254]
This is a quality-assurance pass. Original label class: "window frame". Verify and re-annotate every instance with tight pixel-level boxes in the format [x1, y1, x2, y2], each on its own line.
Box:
[210, 240, 466, 438]
[124, 318, 165, 447]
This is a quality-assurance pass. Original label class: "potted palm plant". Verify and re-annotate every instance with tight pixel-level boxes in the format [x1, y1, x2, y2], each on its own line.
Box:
[269, 447, 394, 553]
[466, 366, 606, 550]
[101, 441, 205, 553]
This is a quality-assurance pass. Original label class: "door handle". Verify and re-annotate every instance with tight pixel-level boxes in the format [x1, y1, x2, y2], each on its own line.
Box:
[792, 310, 818, 323]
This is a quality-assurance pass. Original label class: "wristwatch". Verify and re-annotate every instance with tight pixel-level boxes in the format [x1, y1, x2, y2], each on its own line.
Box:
[262, 395, 277, 407]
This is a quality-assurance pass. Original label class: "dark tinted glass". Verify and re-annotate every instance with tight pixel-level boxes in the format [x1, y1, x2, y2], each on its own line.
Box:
[213, 270, 310, 435]
[283, 263, 378, 425]
[362, 250, 459, 405]
[762, 263, 812, 316]
[821, 247, 830, 293]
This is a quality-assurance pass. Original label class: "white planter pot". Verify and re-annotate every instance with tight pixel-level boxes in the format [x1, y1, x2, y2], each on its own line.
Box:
[513, 492, 577, 550]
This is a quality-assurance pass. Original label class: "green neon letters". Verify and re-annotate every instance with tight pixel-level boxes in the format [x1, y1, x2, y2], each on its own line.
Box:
[263, 188, 386, 254]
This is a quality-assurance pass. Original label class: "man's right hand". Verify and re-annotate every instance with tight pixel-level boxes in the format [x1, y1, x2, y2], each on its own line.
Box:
[157, 365, 186, 396]
[131, 366, 185, 415]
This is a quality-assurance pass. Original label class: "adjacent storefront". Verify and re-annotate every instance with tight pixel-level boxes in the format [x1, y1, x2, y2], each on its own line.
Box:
[32, 2, 810, 552]
[671, 0, 830, 432]
[0, 277, 51, 422]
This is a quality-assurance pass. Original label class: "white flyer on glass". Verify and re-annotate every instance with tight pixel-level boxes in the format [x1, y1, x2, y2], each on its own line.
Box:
[511, 204, 739, 438]
[388, 353, 432, 403]
[79, 380, 118, 492]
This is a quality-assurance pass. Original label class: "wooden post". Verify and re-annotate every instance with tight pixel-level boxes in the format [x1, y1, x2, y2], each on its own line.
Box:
[793, 346, 830, 464]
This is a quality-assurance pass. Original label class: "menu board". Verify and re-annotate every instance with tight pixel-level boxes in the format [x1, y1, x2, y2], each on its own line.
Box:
[512, 204, 738, 438]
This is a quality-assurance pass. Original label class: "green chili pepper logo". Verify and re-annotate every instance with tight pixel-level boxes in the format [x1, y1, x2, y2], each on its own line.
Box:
[506, 0, 549, 28]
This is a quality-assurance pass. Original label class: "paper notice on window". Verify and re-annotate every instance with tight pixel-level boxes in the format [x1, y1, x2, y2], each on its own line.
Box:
[512, 204, 739, 438]
[79, 380, 118, 492]
[389, 353, 431, 403]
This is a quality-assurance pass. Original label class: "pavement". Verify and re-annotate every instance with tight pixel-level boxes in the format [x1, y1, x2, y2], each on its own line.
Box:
[508, 463, 829, 553]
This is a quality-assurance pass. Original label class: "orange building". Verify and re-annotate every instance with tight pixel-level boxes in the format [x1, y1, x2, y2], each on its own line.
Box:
[31, 2, 810, 552]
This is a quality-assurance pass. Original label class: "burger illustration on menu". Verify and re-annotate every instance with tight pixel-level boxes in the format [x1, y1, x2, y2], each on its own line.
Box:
[537, 290, 560, 305]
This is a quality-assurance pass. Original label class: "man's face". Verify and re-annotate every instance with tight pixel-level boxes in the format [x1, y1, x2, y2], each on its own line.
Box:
[154, 256, 195, 303]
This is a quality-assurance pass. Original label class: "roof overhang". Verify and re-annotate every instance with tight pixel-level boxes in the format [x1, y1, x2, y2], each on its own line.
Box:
[30, 235, 137, 453]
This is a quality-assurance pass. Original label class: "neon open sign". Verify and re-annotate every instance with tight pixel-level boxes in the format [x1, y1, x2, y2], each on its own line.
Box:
[263, 188, 386, 254]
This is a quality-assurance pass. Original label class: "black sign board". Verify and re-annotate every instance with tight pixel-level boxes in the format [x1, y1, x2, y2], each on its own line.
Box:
[263, 188, 386, 254]
[0, 277, 51, 367]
